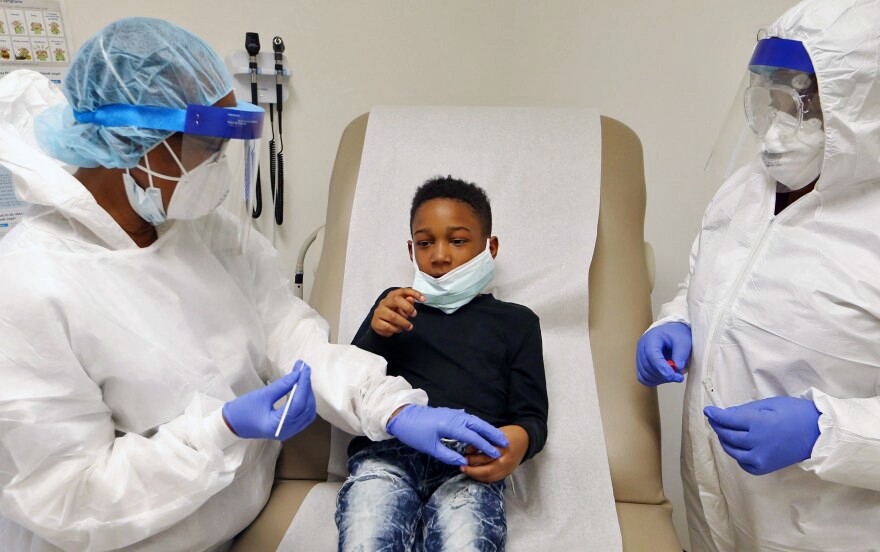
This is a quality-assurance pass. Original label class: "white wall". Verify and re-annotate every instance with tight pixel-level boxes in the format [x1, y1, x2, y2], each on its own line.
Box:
[63, 1, 801, 548]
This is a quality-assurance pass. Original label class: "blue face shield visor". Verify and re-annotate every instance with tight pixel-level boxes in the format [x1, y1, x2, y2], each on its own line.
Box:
[73, 100, 265, 139]
[748, 37, 814, 74]
[74, 101, 265, 206]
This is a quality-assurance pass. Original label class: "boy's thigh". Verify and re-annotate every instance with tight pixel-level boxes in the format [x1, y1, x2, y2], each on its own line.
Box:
[336, 441, 424, 551]
[422, 474, 506, 552]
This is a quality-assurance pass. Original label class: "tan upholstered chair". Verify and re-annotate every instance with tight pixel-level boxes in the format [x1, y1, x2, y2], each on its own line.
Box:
[231, 113, 681, 551]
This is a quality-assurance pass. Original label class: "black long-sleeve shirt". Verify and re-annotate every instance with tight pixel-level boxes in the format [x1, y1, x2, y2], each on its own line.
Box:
[349, 287, 548, 461]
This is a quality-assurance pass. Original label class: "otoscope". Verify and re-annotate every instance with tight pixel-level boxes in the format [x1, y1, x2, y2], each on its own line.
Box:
[245, 32, 263, 218]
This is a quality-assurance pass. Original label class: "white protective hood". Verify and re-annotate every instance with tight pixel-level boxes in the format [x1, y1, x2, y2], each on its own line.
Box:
[654, 1, 880, 550]
[0, 70, 136, 250]
[771, 0, 880, 190]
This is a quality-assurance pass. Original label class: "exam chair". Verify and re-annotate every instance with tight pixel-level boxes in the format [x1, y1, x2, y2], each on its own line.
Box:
[231, 114, 681, 551]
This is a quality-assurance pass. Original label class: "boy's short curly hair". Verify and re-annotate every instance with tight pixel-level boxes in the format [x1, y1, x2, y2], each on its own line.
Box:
[409, 176, 492, 237]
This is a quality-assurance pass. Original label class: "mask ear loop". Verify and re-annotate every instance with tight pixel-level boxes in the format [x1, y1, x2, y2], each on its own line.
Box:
[410, 241, 422, 272]
[140, 151, 159, 191]
[131, 141, 188, 183]
[161, 140, 188, 175]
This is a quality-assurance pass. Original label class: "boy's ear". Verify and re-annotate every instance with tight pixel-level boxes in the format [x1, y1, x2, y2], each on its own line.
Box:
[489, 236, 499, 258]
[407, 240, 414, 261]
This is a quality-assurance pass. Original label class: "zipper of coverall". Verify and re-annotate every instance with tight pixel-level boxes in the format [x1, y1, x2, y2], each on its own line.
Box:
[701, 184, 793, 408]
[695, 184, 776, 552]
[697, 184, 809, 552]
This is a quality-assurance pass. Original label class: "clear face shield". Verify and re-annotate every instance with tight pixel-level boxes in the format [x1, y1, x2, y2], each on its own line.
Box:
[178, 102, 265, 253]
[706, 37, 825, 194]
[75, 100, 265, 252]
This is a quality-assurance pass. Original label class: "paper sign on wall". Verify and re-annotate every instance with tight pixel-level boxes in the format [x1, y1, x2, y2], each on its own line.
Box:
[0, 0, 70, 84]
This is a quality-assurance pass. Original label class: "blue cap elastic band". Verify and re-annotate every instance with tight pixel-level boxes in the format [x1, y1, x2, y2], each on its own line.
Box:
[74, 101, 264, 140]
[748, 37, 814, 74]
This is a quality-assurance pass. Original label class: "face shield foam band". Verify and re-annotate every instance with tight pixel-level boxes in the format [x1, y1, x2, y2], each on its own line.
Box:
[748, 37, 814, 74]
[72, 101, 265, 140]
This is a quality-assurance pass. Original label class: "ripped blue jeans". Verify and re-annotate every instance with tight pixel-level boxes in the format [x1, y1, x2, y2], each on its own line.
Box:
[335, 438, 506, 552]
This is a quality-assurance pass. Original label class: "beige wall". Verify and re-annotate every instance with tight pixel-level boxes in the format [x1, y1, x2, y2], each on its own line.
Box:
[63, 1, 801, 547]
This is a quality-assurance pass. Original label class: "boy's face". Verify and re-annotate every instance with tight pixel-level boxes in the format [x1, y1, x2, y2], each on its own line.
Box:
[409, 198, 498, 278]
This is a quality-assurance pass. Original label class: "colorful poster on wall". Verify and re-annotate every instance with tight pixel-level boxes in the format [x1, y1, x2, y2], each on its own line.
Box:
[0, 0, 70, 240]
[0, 0, 70, 84]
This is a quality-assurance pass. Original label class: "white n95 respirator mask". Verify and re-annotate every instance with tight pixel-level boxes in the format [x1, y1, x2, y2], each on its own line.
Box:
[760, 113, 824, 191]
[123, 140, 233, 225]
[165, 150, 233, 221]
[411, 241, 495, 314]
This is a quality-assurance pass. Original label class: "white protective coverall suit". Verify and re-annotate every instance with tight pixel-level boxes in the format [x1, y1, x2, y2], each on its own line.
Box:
[654, 0, 880, 550]
[0, 70, 428, 552]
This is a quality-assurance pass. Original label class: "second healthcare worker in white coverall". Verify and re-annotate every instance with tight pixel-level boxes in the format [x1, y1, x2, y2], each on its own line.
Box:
[636, 0, 880, 550]
[0, 18, 509, 552]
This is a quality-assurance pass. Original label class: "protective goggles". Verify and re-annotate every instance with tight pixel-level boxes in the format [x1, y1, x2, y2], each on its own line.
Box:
[744, 81, 821, 137]
[74, 101, 265, 209]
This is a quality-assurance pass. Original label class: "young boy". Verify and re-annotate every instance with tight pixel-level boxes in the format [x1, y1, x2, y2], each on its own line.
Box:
[335, 176, 548, 551]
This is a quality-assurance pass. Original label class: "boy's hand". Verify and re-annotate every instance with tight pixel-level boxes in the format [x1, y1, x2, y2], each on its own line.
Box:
[371, 288, 425, 337]
[460, 425, 529, 483]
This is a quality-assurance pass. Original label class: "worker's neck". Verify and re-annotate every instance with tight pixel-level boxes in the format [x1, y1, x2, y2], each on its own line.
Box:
[774, 178, 818, 215]
[76, 167, 158, 248]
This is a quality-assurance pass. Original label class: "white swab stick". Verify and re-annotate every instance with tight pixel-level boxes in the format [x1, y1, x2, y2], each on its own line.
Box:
[274, 382, 298, 438]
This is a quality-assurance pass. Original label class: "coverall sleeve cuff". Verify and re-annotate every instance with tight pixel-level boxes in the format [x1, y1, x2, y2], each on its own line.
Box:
[204, 407, 243, 450]
[798, 388, 834, 470]
[796, 387, 880, 493]
[376, 391, 429, 441]
[647, 316, 690, 333]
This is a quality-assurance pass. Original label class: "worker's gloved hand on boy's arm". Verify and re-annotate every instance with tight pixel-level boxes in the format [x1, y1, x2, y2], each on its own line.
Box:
[371, 288, 425, 337]
[461, 424, 529, 483]
[636, 322, 691, 386]
[387, 404, 509, 466]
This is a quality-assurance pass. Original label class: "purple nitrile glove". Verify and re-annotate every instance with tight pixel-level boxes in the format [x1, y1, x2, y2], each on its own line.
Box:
[704, 396, 820, 475]
[636, 322, 691, 386]
[222, 360, 316, 441]
[387, 405, 510, 466]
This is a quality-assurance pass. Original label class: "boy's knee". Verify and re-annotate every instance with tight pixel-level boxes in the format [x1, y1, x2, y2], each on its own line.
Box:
[426, 476, 506, 523]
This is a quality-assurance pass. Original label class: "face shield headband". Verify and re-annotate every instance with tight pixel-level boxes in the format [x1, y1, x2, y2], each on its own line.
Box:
[72, 101, 265, 141]
[748, 37, 815, 75]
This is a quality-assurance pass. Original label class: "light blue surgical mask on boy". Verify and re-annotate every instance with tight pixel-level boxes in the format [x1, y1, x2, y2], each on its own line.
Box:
[411, 240, 495, 314]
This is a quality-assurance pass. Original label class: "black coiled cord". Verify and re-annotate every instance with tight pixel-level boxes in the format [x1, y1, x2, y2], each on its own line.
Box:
[275, 151, 284, 225]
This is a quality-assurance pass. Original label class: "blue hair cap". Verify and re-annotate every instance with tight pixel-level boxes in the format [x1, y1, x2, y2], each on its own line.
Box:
[748, 37, 815, 74]
[34, 17, 234, 169]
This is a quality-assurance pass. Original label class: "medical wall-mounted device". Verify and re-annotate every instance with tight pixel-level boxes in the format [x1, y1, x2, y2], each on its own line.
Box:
[226, 46, 291, 105]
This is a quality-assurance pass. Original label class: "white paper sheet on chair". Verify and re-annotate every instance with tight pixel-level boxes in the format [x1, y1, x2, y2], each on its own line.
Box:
[279, 106, 621, 551]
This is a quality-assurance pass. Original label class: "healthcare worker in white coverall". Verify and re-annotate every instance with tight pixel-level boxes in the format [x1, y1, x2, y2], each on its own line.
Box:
[636, 0, 880, 550]
[0, 18, 509, 552]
